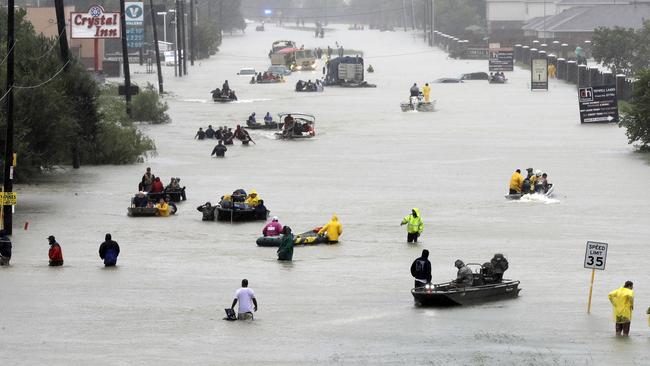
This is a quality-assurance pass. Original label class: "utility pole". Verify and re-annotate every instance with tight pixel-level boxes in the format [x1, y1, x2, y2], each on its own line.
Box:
[2, 0, 15, 234]
[423, 0, 428, 43]
[402, 0, 407, 32]
[119, 0, 133, 116]
[54, 0, 79, 168]
[175, 0, 183, 77]
[54, 0, 69, 71]
[410, 0, 416, 31]
[150, 0, 164, 93]
[429, 0, 434, 46]
[180, 0, 188, 75]
[190, 0, 195, 65]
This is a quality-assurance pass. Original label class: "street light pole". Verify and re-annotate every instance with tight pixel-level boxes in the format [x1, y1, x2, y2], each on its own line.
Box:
[150, 0, 164, 93]
[157, 11, 167, 43]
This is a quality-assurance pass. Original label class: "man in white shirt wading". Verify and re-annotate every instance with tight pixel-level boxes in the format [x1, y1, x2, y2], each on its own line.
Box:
[231, 279, 258, 320]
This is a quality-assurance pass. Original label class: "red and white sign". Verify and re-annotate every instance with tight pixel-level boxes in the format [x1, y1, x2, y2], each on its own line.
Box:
[71, 5, 121, 39]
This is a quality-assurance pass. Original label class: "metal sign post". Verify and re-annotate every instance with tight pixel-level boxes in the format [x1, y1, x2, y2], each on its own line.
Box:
[584, 241, 608, 314]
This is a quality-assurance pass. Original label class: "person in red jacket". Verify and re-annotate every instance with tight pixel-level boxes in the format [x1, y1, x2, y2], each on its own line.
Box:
[150, 177, 164, 193]
[48, 235, 63, 266]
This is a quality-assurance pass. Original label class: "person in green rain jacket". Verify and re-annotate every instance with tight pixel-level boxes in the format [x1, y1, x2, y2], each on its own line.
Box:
[401, 208, 424, 243]
[277, 226, 294, 261]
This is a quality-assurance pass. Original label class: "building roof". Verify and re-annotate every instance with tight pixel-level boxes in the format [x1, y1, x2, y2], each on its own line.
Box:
[523, 4, 650, 32]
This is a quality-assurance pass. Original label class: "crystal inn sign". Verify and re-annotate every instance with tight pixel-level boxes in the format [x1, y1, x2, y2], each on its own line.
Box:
[71, 5, 121, 39]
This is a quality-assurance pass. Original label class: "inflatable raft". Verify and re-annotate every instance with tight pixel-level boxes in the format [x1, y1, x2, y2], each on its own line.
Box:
[256, 230, 329, 247]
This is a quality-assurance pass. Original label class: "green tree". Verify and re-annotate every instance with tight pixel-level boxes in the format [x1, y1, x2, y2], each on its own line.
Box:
[619, 70, 650, 151]
[0, 9, 156, 178]
[592, 26, 639, 75]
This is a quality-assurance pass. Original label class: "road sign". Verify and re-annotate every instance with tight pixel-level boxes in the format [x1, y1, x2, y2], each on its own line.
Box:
[0, 192, 17, 206]
[71, 5, 121, 39]
[531, 58, 548, 90]
[578, 85, 619, 123]
[489, 47, 514, 72]
[584, 241, 608, 270]
[125, 2, 145, 48]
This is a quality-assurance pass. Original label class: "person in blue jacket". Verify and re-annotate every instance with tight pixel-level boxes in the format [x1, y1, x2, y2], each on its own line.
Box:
[99, 233, 120, 267]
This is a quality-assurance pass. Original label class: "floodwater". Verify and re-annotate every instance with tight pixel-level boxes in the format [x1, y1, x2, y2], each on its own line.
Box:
[3, 24, 650, 365]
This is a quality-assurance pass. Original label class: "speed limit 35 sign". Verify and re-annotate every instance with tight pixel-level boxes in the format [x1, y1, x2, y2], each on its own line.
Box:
[584, 241, 608, 270]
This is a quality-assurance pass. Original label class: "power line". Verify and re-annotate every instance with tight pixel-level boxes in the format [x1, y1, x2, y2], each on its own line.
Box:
[14, 60, 70, 89]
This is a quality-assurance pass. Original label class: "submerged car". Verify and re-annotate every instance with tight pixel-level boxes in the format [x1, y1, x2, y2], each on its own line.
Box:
[267, 65, 292, 76]
[237, 67, 256, 76]
[459, 72, 489, 80]
[432, 78, 464, 83]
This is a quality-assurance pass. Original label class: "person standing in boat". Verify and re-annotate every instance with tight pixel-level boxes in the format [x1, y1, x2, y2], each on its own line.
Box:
[409, 83, 420, 98]
[317, 214, 343, 244]
[422, 83, 431, 103]
[508, 169, 524, 195]
[401, 208, 424, 243]
[263, 216, 283, 237]
[608, 281, 634, 336]
[99, 234, 120, 267]
[140, 167, 155, 191]
[47, 235, 64, 267]
[410, 249, 432, 288]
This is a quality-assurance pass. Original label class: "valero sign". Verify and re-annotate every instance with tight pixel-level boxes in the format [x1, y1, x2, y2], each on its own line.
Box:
[71, 5, 121, 39]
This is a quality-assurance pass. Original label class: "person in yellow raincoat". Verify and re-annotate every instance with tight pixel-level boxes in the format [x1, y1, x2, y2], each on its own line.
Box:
[155, 198, 170, 217]
[401, 208, 424, 243]
[245, 190, 261, 207]
[317, 215, 343, 244]
[509, 169, 524, 194]
[422, 83, 431, 103]
[548, 63, 556, 78]
[608, 281, 634, 336]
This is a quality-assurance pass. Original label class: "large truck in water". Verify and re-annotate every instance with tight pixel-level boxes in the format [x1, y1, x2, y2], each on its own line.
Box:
[270, 46, 317, 71]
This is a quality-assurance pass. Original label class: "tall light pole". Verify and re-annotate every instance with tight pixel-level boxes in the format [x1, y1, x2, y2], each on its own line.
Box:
[150, 0, 164, 93]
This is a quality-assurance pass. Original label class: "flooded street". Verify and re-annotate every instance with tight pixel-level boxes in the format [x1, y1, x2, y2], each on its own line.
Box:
[3, 24, 650, 365]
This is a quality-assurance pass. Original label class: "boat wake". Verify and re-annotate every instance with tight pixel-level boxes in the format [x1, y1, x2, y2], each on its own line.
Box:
[514, 193, 560, 204]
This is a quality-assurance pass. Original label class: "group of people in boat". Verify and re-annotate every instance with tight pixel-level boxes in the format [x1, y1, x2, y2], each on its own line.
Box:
[251, 72, 284, 84]
[409, 82, 431, 103]
[246, 112, 277, 128]
[211, 80, 237, 101]
[295, 79, 324, 92]
[489, 72, 507, 83]
[280, 114, 315, 138]
[197, 189, 268, 221]
[131, 168, 184, 216]
[411, 251, 509, 289]
[509, 168, 552, 195]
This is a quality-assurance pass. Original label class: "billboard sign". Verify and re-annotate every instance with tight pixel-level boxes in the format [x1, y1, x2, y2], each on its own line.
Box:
[578, 85, 619, 123]
[125, 2, 145, 48]
[489, 47, 514, 72]
[71, 5, 121, 39]
[531, 58, 549, 90]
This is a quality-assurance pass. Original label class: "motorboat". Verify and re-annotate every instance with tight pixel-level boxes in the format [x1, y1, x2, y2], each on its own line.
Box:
[401, 96, 436, 112]
[274, 113, 316, 140]
[505, 184, 554, 200]
[412, 279, 521, 306]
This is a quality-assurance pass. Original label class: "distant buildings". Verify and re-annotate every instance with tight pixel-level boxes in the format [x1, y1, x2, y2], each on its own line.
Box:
[487, 0, 650, 42]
